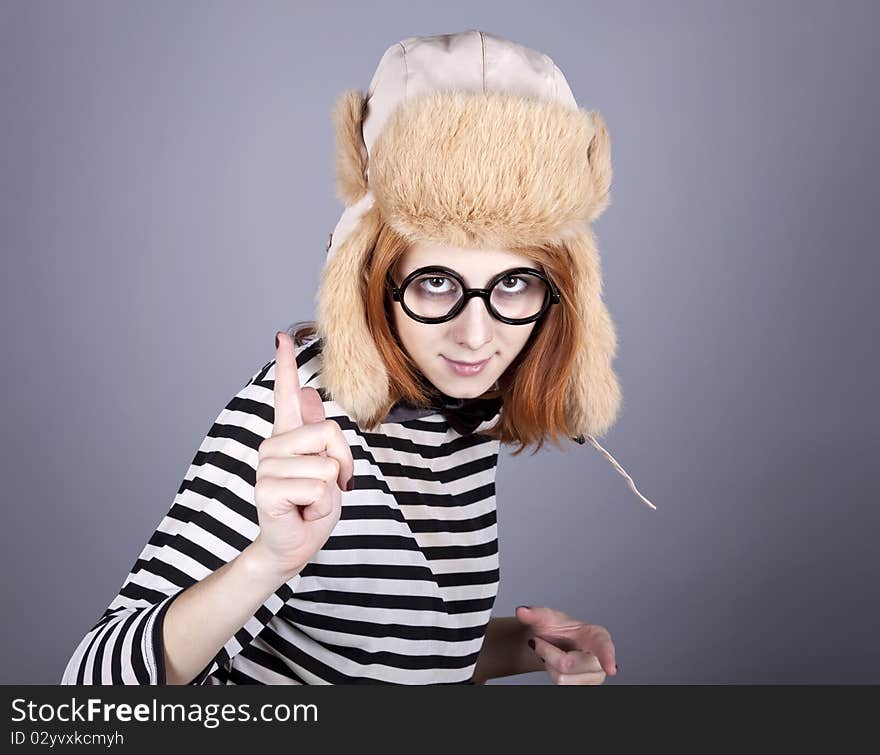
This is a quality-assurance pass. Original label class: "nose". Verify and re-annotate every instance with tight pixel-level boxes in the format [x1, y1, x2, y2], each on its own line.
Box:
[451, 295, 494, 350]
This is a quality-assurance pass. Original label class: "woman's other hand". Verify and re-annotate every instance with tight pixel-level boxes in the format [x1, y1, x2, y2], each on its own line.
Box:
[515, 605, 618, 685]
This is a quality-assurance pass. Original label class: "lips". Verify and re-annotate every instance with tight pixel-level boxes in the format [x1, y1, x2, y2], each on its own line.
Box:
[445, 357, 491, 366]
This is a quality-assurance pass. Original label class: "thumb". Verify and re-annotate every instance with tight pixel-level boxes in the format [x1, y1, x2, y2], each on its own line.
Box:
[299, 386, 326, 425]
[299, 387, 328, 460]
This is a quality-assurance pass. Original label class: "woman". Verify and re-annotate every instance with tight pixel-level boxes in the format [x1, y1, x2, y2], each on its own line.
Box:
[61, 29, 654, 686]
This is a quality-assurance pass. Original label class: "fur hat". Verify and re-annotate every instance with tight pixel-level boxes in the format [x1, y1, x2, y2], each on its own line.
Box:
[314, 30, 656, 510]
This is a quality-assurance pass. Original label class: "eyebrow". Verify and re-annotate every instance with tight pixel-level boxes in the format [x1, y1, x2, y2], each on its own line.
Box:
[401, 264, 543, 286]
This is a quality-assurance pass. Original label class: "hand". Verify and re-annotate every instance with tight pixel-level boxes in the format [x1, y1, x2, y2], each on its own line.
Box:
[251, 331, 354, 583]
[515, 605, 618, 685]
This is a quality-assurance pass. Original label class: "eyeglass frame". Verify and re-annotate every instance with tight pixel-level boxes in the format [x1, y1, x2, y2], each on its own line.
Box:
[386, 264, 561, 325]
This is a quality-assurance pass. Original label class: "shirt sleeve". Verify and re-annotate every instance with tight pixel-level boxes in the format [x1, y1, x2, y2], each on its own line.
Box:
[60, 357, 302, 685]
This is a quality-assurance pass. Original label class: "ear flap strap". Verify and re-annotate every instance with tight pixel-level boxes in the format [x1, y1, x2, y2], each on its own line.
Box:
[573, 434, 658, 511]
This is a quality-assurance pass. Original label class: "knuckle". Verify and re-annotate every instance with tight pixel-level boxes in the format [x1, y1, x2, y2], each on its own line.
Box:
[308, 496, 331, 519]
[253, 478, 270, 507]
[326, 455, 340, 479]
[255, 456, 271, 478]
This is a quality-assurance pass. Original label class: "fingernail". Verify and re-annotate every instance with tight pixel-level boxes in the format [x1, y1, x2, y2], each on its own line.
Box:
[346, 477, 355, 492]
[275, 332, 280, 349]
[527, 639, 535, 650]
[516, 605, 531, 611]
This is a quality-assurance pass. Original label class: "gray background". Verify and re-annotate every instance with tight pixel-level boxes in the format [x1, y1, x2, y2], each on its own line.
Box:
[2, 0, 877, 685]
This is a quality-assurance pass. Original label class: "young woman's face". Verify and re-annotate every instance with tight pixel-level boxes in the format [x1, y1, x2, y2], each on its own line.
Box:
[389, 241, 541, 399]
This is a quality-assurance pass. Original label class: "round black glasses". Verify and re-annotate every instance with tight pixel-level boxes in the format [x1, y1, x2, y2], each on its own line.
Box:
[387, 265, 561, 325]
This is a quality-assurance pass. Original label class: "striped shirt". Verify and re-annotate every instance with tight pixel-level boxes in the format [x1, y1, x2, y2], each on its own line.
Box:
[61, 335, 502, 685]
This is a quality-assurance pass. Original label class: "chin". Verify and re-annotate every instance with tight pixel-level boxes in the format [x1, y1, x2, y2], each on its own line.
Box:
[442, 384, 487, 399]
[430, 371, 498, 399]
[417, 354, 502, 399]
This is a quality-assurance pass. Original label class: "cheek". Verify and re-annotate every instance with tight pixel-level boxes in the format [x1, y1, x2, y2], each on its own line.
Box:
[503, 324, 537, 362]
[510, 323, 537, 348]
[391, 306, 421, 352]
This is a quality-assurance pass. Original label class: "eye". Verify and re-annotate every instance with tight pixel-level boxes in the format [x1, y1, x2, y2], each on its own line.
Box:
[416, 275, 458, 296]
[496, 276, 529, 295]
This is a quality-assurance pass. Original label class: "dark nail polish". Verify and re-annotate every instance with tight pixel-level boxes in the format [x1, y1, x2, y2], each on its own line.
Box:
[275, 333, 280, 349]
[527, 639, 535, 650]
[346, 478, 354, 492]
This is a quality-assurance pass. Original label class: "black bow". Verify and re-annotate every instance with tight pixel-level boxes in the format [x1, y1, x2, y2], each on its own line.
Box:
[382, 392, 503, 435]
[433, 392, 504, 435]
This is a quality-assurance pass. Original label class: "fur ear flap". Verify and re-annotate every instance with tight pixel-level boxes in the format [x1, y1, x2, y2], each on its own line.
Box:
[585, 110, 613, 222]
[316, 203, 390, 428]
[332, 89, 370, 206]
[562, 226, 623, 438]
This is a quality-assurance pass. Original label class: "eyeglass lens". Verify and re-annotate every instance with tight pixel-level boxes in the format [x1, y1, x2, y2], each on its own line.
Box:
[402, 272, 549, 321]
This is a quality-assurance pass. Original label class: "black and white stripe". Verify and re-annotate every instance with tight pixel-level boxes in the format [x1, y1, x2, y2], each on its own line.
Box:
[61, 336, 501, 685]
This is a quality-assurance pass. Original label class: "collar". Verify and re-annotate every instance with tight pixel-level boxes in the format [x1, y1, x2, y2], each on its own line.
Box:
[381, 393, 504, 435]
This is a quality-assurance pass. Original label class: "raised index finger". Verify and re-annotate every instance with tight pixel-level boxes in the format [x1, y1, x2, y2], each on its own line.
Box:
[272, 331, 303, 436]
